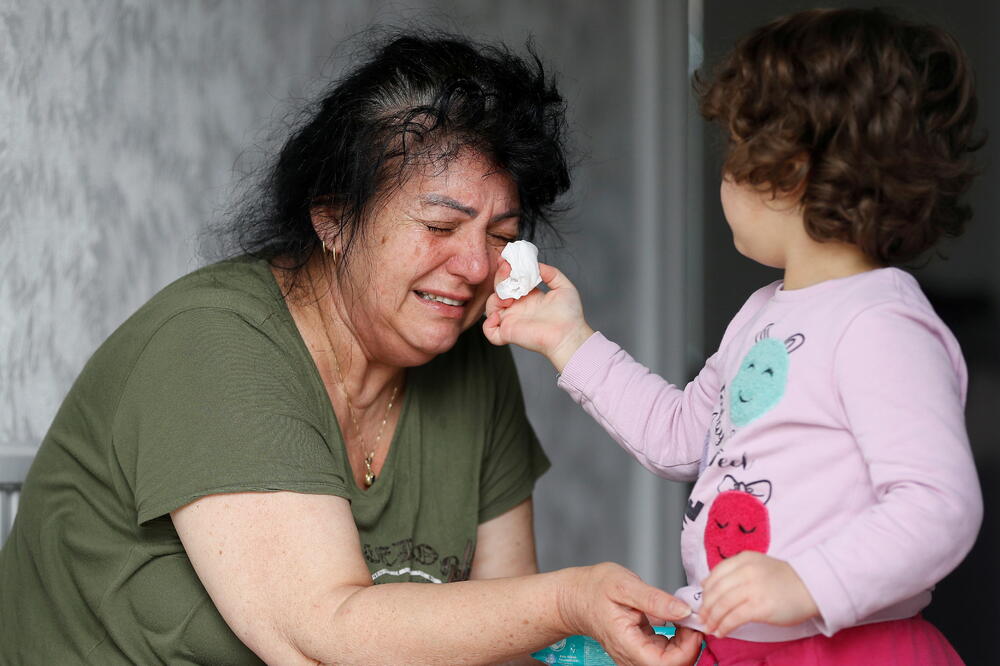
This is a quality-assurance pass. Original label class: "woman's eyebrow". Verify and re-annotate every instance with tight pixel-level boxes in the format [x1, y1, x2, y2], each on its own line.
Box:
[422, 194, 476, 216]
[421, 194, 521, 223]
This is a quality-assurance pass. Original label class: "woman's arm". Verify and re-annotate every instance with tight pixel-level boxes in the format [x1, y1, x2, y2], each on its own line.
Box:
[172, 491, 700, 666]
[470, 498, 538, 580]
[470, 499, 543, 666]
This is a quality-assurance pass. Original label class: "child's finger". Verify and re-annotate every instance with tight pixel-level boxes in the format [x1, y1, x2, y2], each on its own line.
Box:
[702, 579, 752, 636]
[538, 262, 576, 292]
[484, 293, 513, 318]
[481, 312, 504, 346]
[493, 258, 512, 286]
[484, 294, 500, 317]
[711, 595, 755, 638]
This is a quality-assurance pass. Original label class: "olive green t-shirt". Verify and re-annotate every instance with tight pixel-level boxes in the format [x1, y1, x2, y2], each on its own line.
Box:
[0, 258, 548, 665]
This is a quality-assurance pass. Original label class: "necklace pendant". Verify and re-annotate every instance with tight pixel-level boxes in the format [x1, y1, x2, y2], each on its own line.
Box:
[363, 454, 376, 488]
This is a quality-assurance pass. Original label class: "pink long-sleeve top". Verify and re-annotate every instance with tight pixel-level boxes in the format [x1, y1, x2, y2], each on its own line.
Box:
[557, 268, 982, 642]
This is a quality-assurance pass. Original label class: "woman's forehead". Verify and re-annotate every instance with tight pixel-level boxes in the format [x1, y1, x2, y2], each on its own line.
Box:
[399, 152, 518, 209]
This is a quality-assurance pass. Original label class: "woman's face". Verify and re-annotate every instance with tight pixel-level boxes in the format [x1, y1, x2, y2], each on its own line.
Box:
[336, 150, 520, 366]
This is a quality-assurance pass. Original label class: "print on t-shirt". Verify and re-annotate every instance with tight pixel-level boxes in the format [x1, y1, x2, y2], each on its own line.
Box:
[364, 538, 474, 584]
[729, 324, 805, 426]
[700, 324, 804, 568]
[705, 474, 772, 569]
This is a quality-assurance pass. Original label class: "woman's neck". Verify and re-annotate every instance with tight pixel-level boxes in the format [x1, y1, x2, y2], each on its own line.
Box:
[276, 258, 404, 410]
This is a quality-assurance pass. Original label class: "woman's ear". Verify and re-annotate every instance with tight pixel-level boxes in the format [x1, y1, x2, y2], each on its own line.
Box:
[310, 204, 343, 252]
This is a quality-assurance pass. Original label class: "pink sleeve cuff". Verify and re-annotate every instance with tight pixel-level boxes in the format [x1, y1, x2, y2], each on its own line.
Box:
[556, 331, 619, 395]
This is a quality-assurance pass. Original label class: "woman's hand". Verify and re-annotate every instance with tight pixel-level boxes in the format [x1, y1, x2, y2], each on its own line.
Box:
[483, 261, 594, 372]
[560, 562, 702, 666]
[699, 551, 819, 638]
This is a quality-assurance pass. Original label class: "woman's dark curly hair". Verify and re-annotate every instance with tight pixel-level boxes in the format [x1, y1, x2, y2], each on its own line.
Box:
[228, 30, 570, 286]
[696, 8, 984, 265]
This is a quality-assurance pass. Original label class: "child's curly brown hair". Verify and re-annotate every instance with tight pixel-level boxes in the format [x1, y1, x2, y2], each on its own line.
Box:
[696, 8, 984, 266]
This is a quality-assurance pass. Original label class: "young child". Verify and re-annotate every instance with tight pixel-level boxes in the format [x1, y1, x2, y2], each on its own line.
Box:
[484, 8, 982, 664]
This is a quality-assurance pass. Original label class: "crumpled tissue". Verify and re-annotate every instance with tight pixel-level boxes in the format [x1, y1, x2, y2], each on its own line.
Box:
[495, 240, 542, 300]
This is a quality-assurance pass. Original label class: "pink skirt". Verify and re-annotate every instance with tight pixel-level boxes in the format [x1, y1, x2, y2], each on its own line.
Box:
[696, 616, 964, 665]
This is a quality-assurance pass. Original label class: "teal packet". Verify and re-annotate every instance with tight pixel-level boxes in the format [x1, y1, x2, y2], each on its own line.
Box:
[532, 625, 677, 665]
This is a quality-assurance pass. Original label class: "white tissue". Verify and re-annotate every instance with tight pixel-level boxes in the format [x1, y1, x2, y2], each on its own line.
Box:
[495, 240, 542, 300]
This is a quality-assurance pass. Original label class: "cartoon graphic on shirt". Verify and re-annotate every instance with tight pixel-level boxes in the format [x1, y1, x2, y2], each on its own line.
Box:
[729, 324, 805, 426]
[704, 474, 773, 570]
[364, 539, 474, 583]
[699, 326, 800, 568]
[685, 499, 705, 523]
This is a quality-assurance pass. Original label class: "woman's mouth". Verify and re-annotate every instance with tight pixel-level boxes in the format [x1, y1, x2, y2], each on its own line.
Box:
[416, 290, 465, 306]
[414, 291, 470, 320]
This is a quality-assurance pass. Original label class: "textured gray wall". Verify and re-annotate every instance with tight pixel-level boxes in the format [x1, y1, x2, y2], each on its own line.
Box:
[1, 0, 374, 449]
[0, 1, 648, 574]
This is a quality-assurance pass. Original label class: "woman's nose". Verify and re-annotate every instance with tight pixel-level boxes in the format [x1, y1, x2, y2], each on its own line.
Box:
[446, 232, 491, 284]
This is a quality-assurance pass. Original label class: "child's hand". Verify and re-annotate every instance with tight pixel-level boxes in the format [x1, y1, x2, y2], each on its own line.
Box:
[483, 261, 594, 372]
[699, 551, 819, 638]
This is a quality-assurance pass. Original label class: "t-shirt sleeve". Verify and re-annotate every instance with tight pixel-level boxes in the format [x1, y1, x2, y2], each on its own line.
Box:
[114, 308, 348, 525]
[477, 345, 550, 523]
[787, 302, 982, 635]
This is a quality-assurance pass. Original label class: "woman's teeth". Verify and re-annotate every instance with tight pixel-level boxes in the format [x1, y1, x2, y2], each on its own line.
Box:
[417, 291, 463, 306]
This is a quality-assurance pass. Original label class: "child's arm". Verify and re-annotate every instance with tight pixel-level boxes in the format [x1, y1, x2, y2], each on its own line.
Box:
[483, 262, 594, 372]
[699, 303, 982, 638]
[484, 262, 720, 480]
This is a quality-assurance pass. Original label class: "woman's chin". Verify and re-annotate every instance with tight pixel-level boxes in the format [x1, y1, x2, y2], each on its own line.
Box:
[396, 327, 466, 366]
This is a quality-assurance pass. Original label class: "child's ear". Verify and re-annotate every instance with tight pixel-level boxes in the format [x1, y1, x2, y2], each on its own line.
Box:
[783, 153, 810, 201]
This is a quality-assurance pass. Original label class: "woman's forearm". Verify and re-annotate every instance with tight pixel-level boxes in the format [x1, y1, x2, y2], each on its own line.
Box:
[175, 494, 696, 666]
[294, 568, 579, 665]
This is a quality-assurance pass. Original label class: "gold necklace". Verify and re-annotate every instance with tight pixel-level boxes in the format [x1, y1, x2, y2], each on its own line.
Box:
[326, 341, 399, 488]
[310, 260, 400, 488]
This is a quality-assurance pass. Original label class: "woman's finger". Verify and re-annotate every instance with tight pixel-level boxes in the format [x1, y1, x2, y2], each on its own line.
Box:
[645, 613, 667, 626]
[613, 623, 700, 666]
[669, 627, 704, 664]
[614, 573, 692, 623]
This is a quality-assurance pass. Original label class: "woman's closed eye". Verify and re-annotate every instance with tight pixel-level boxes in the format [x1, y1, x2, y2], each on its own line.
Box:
[423, 223, 457, 234]
[488, 232, 517, 246]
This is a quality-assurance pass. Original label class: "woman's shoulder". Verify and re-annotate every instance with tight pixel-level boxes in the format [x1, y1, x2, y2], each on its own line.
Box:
[143, 257, 285, 325]
[85, 258, 300, 389]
